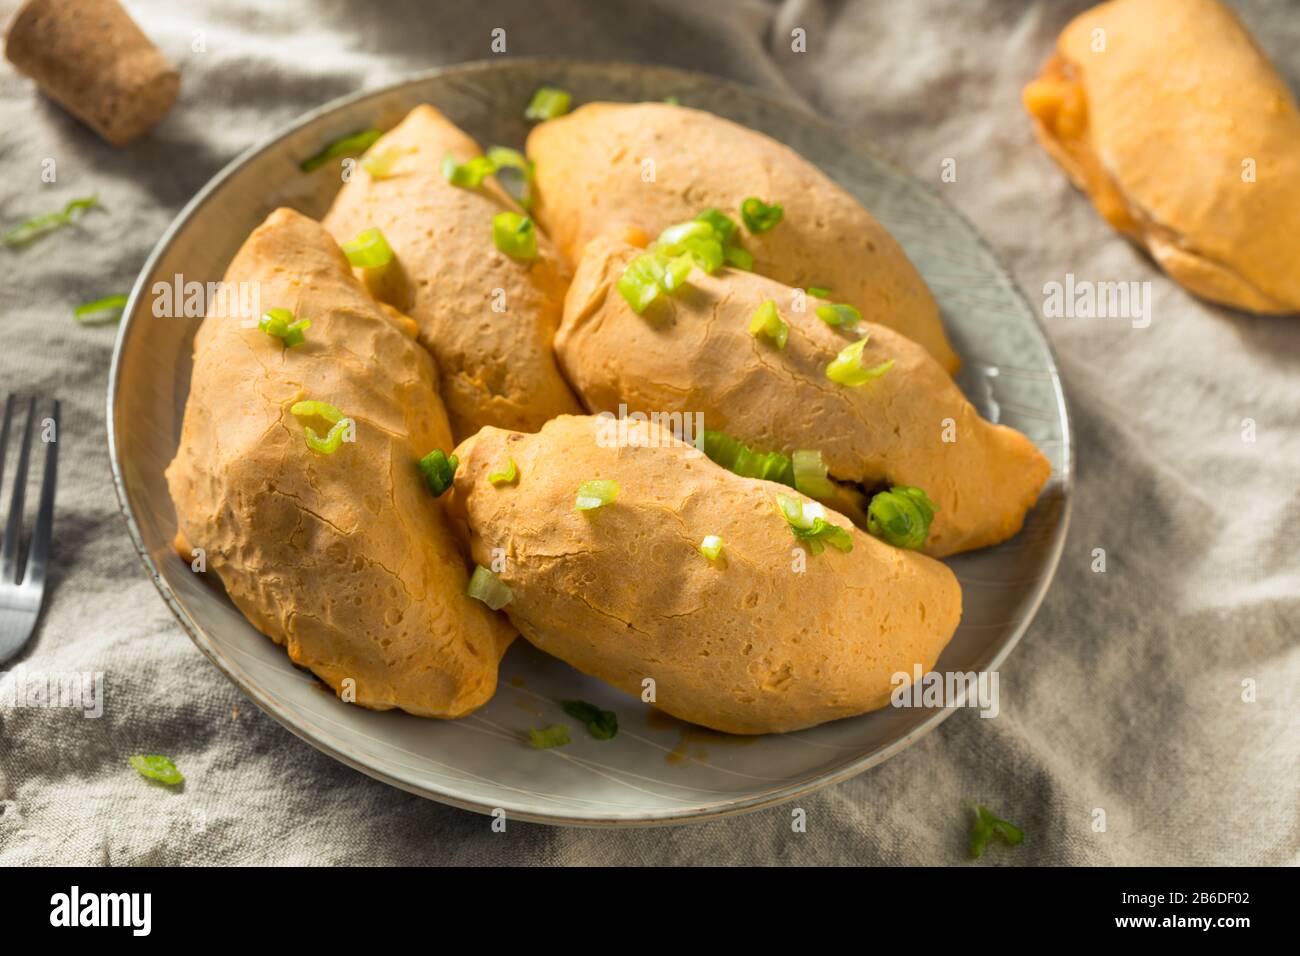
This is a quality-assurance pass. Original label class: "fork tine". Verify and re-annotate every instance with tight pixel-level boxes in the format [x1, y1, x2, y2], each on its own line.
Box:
[22, 399, 58, 589]
[0, 396, 36, 584]
[0, 394, 13, 497]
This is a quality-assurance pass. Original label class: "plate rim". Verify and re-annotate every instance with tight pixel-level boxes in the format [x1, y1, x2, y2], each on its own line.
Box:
[106, 57, 1074, 827]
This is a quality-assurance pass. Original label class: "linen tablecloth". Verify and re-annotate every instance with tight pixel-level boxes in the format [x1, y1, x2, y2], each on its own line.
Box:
[0, 0, 1295, 865]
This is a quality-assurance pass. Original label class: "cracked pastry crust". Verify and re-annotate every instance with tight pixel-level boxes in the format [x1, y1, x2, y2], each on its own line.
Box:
[165, 208, 514, 718]
[526, 102, 961, 373]
[323, 105, 584, 440]
[448, 415, 961, 735]
[1023, 0, 1300, 314]
[555, 237, 1050, 558]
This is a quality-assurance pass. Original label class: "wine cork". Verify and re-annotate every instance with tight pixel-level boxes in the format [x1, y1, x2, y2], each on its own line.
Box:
[4, 0, 179, 145]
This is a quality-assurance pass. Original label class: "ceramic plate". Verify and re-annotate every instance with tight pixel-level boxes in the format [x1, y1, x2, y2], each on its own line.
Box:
[108, 60, 1072, 826]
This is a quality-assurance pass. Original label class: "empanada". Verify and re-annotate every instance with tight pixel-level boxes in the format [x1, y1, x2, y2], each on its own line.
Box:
[1023, 0, 1300, 313]
[449, 415, 961, 735]
[526, 102, 961, 371]
[323, 105, 584, 439]
[555, 237, 1050, 557]
[165, 208, 515, 718]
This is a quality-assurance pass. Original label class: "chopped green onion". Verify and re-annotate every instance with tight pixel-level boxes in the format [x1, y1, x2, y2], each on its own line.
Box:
[698, 535, 725, 561]
[486, 146, 536, 208]
[486, 146, 532, 175]
[419, 449, 458, 497]
[616, 250, 693, 313]
[807, 285, 831, 298]
[826, 336, 893, 386]
[663, 95, 681, 105]
[467, 564, 513, 610]
[866, 485, 936, 550]
[492, 211, 538, 259]
[969, 804, 1024, 859]
[653, 222, 723, 273]
[694, 208, 738, 245]
[259, 307, 311, 347]
[442, 152, 497, 188]
[574, 479, 619, 511]
[129, 754, 183, 786]
[300, 128, 382, 172]
[4, 195, 99, 247]
[488, 456, 518, 485]
[775, 492, 853, 555]
[659, 254, 694, 291]
[525, 86, 572, 121]
[290, 400, 352, 455]
[361, 146, 404, 179]
[341, 227, 394, 269]
[792, 449, 838, 500]
[703, 432, 848, 525]
[528, 724, 571, 749]
[657, 220, 711, 246]
[723, 245, 754, 270]
[815, 302, 862, 329]
[683, 209, 750, 268]
[701, 430, 794, 486]
[560, 700, 619, 740]
[747, 300, 788, 349]
[617, 210, 751, 312]
[741, 197, 784, 234]
[617, 252, 666, 313]
[73, 293, 127, 325]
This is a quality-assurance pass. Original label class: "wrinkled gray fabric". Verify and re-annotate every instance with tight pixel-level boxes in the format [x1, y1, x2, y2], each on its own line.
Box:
[0, 0, 1295, 866]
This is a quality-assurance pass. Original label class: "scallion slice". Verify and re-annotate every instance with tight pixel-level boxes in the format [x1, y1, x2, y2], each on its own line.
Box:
[617, 252, 668, 313]
[701, 430, 794, 486]
[815, 302, 861, 329]
[703, 432, 849, 526]
[300, 128, 382, 172]
[866, 485, 937, 550]
[442, 152, 496, 188]
[259, 307, 311, 347]
[361, 146, 404, 179]
[73, 293, 127, 325]
[723, 245, 754, 271]
[486, 146, 532, 175]
[969, 804, 1024, 859]
[525, 86, 572, 121]
[561, 699, 619, 740]
[616, 210, 752, 313]
[290, 400, 352, 455]
[528, 724, 571, 749]
[341, 227, 394, 269]
[698, 535, 725, 561]
[4, 195, 99, 247]
[418, 449, 458, 497]
[128, 754, 184, 786]
[792, 449, 838, 500]
[747, 300, 788, 350]
[807, 285, 831, 298]
[741, 197, 784, 234]
[492, 212, 538, 259]
[775, 492, 853, 555]
[695, 208, 738, 245]
[486, 146, 536, 208]
[652, 222, 723, 274]
[467, 564, 513, 610]
[826, 337, 894, 386]
[574, 479, 619, 511]
[488, 456, 518, 485]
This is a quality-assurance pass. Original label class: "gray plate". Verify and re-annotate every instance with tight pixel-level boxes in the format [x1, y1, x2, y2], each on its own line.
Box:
[108, 60, 1072, 826]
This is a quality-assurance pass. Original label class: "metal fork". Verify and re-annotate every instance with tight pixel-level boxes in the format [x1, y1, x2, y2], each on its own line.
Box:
[0, 395, 59, 664]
